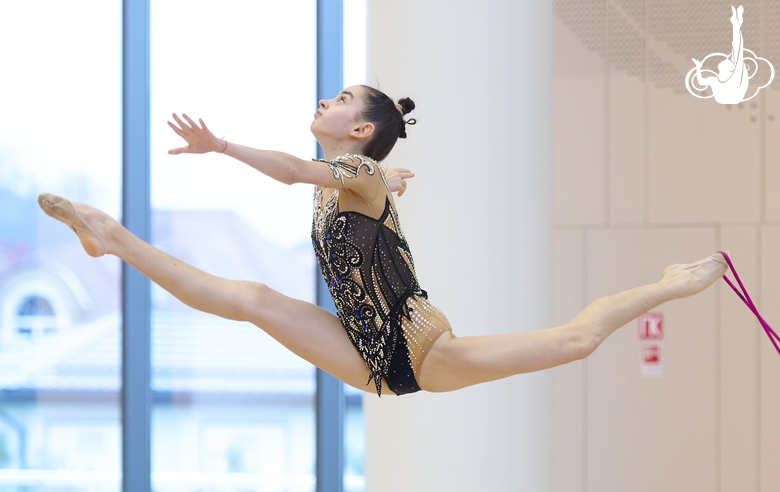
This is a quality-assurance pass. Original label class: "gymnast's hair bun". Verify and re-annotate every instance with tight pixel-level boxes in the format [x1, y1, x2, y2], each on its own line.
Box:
[397, 97, 417, 139]
[397, 97, 415, 116]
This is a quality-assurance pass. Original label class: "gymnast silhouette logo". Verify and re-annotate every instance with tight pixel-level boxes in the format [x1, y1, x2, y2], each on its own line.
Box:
[685, 5, 774, 104]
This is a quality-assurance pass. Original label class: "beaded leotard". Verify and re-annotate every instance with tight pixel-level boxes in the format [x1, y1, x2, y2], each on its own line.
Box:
[311, 154, 449, 396]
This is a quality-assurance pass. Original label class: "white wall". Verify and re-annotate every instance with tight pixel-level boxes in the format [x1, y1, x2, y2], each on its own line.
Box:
[363, 1, 555, 491]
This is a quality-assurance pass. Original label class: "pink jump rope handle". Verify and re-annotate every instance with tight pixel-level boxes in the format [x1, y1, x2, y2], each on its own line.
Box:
[717, 251, 780, 355]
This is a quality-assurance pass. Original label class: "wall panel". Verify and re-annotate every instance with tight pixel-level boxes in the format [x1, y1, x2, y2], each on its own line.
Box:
[553, 1, 780, 490]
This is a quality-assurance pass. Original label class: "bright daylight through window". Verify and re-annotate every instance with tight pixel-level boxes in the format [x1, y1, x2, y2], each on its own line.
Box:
[0, 0, 366, 491]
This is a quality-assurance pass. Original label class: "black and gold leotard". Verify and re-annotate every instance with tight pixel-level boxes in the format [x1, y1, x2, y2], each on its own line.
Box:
[311, 154, 449, 396]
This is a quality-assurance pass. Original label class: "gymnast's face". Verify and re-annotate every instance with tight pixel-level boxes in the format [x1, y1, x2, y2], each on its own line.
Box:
[311, 85, 370, 142]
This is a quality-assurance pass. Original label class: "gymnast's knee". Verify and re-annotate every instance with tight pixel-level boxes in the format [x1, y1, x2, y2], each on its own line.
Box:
[232, 280, 274, 322]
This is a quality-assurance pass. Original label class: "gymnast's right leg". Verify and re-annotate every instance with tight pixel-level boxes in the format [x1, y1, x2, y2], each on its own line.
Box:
[38, 193, 380, 394]
[416, 253, 727, 392]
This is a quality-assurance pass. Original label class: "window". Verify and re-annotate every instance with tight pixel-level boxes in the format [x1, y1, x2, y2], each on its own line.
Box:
[150, 2, 318, 490]
[342, 1, 367, 489]
[0, 2, 365, 490]
[16, 295, 56, 337]
[0, 1, 122, 489]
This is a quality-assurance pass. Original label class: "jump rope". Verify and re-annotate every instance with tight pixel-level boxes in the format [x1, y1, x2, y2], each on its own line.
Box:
[718, 251, 780, 355]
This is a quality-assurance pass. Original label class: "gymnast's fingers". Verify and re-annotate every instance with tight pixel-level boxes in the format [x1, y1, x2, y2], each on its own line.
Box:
[168, 146, 188, 155]
[389, 168, 414, 177]
[167, 120, 187, 138]
[397, 179, 408, 196]
[181, 113, 200, 131]
[182, 113, 200, 130]
[172, 113, 192, 132]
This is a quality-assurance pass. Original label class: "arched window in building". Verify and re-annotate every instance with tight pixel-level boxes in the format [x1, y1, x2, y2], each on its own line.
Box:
[15, 295, 57, 338]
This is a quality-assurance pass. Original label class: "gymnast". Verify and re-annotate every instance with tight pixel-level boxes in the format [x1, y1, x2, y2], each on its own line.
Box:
[38, 85, 728, 396]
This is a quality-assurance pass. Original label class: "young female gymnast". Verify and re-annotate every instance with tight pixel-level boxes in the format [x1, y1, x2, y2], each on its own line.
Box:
[38, 85, 728, 396]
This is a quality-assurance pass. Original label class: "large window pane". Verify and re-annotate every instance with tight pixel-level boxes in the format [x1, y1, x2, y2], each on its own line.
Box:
[150, 2, 317, 491]
[342, 1, 367, 490]
[0, 1, 122, 490]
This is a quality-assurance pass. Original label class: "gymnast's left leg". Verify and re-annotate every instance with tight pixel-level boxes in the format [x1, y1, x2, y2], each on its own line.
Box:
[36, 193, 384, 393]
[416, 254, 727, 392]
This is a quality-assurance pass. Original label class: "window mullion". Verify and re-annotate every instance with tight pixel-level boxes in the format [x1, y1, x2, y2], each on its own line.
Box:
[316, 1, 345, 492]
[122, 0, 151, 491]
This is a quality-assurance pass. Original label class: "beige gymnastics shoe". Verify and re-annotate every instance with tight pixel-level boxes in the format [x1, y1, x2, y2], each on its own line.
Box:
[38, 193, 109, 258]
[661, 252, 728, 297]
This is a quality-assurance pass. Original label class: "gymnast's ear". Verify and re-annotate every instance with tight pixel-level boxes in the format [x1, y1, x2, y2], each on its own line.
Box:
[350, 121, 375, 141]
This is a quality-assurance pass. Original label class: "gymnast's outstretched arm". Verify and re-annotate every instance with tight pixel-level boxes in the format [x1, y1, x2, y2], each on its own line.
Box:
[166, 113, 413, 199]
[167, 113, 332, 186]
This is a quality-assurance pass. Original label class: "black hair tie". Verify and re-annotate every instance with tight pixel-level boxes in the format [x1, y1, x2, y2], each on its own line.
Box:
[399, 118, 416, 139]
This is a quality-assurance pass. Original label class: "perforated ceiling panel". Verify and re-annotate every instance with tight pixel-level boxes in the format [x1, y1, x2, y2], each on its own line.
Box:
[557, 0, 780, 92]
[609, 1, 644, 80]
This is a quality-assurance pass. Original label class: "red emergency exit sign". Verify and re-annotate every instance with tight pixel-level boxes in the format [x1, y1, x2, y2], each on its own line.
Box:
[638, 312, 664, 340]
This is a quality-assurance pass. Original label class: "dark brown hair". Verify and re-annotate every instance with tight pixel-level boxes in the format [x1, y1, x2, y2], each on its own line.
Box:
[359, 85, 416, 161]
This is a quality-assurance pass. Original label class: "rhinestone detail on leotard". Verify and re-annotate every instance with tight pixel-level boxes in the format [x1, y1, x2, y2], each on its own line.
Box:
[311, 154, 443, 396]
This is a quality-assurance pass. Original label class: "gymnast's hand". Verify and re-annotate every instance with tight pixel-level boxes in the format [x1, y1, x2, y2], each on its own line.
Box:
[167, 113, 225, 155]
[385, 168, 414, 196]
